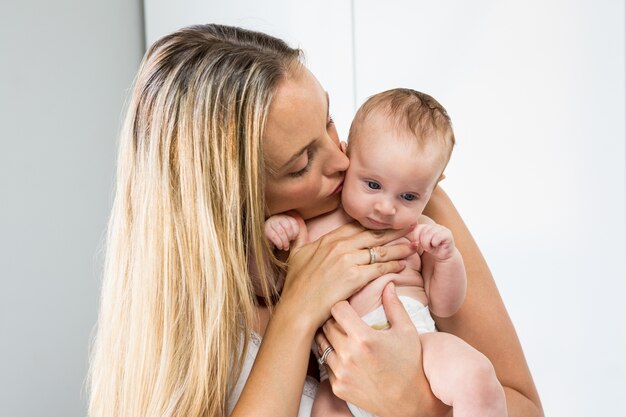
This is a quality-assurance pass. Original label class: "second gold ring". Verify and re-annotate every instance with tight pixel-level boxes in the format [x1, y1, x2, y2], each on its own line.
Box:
[318, 345, 334, 365]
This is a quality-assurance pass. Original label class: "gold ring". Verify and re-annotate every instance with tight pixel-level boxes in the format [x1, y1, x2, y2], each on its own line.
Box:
[369, 247, 377, 264]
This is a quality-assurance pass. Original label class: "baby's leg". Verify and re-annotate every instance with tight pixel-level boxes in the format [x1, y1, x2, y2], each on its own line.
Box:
[421, 332, 507, 417]
[311, 379, 353, 417]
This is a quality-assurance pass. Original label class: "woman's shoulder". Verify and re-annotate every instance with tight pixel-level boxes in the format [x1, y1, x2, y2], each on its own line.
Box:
[423, 186, 467, 233]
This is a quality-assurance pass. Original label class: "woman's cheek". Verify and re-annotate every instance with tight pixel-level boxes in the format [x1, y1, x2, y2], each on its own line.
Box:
[285, 178, 321, 210]
[295, 170, 322, 196]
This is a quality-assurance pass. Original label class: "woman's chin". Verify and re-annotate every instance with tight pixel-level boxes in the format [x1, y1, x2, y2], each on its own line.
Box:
[299, 196, 342, 220]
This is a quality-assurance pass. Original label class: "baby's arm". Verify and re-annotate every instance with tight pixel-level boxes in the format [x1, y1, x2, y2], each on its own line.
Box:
[264, 214, 300, 251]
[413, 216, 467, 317]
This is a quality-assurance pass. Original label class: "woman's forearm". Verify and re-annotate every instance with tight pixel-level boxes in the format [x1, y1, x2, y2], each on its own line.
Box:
[230, 302, 316, 417]
[504, 386, 544, 417]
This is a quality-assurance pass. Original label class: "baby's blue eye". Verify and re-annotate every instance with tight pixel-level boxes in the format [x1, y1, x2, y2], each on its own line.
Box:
[367, 181, 381, 190]
[401, 193, 417, 201]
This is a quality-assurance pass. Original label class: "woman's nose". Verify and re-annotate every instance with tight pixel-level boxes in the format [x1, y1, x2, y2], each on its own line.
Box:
[323, 141, 349, 175]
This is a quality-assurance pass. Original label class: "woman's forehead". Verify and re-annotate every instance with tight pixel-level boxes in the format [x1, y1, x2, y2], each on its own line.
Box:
[263, 68, 328, 171]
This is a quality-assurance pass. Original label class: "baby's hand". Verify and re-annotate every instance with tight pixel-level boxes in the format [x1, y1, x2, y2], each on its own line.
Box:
[412, 223, 456, 261]
[264, 214, 300, 251]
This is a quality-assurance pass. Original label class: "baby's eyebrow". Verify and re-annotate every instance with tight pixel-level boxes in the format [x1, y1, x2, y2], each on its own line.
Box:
[406, 186, 425, 198]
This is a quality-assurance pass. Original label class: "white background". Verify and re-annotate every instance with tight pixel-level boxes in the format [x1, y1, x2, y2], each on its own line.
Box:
[145, 1, 626, 417]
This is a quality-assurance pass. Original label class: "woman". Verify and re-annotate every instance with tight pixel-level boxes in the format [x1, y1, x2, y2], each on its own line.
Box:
[88, 24, 543, 417]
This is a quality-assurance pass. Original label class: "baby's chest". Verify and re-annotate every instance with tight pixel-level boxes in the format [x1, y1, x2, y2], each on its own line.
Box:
[306, 209, 353, 242]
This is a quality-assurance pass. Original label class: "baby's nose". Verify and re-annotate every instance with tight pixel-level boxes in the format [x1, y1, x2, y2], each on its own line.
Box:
[374, 200, 396, 216]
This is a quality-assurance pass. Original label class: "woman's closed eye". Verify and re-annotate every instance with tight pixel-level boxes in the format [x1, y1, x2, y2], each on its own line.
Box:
[288, 148, 314, 178]
[288, 115, 332, 179]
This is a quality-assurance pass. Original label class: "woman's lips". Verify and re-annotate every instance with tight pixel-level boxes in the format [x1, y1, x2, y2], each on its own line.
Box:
[332, 181, 343, 195]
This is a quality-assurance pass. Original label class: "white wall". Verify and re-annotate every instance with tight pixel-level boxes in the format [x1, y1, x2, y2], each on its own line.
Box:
[0, 1, 145, 416]
[354, 2, 626, 415]
[144, 0, 356, 140]
[150, 1, 625, 416]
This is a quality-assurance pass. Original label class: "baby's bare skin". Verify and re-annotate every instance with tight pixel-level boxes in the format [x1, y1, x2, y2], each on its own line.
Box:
[306, 207, 429, 316]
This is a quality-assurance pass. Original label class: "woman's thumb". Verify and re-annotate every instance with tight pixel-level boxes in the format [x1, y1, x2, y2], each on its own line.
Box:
[381, 282, 411, 328]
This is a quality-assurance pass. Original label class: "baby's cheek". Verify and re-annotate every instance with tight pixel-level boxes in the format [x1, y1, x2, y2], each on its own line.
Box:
[398, 207, 425, 228]
[342, 190, 364, 219]
[395, 218, 417, 230]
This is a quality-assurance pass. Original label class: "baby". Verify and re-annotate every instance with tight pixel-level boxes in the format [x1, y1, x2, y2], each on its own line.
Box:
[265, 89, 507, 417]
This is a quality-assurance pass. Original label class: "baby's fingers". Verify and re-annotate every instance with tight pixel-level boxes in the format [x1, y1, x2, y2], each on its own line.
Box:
[265, 228, 282, 249]
[277, 217, 299, 249]
[285, 211, 308, 250]
[416, 226, 436, 252]
[285, 216, 300, 239]
[430, 228, 452, 248]
[270, 222, 290, 250]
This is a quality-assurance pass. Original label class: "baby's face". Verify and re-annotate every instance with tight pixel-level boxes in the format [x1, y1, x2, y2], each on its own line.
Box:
[342, 115, 446, 230]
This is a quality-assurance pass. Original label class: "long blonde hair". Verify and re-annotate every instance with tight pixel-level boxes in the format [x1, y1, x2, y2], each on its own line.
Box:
[88, 24, 301, 417]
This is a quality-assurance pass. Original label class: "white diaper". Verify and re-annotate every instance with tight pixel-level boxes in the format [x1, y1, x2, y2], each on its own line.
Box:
[317, 297, 436, 384]
[344, 297, 436, 417]
[360, 296, 436, 334]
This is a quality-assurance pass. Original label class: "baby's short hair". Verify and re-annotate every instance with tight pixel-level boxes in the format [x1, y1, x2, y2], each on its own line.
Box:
[348, 88, 455, 162]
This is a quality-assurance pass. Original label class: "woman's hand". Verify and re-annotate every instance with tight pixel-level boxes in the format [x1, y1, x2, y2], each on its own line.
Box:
[316, 283, 450, 417]
[279, 213, 415, 332]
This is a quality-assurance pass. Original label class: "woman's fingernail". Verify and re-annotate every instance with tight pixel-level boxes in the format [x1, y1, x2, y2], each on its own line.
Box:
[389, 282, 396, 294]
